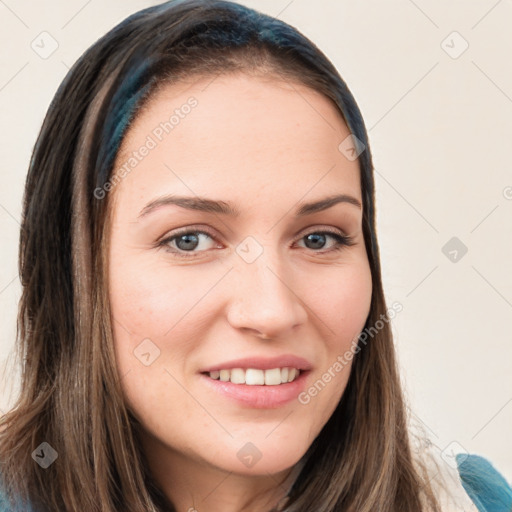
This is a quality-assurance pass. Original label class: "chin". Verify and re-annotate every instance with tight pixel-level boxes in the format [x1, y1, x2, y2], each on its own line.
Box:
[205, 432, 310, 476]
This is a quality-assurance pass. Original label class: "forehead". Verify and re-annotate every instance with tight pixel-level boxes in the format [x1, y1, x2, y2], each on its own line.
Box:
[111, 72, 361, 212]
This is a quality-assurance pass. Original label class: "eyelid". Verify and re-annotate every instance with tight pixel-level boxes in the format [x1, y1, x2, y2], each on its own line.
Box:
[156, 224, 217, 244]
[296, 224, 349, 239]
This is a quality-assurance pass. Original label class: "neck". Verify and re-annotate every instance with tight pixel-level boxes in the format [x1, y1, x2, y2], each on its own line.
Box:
[141, 434, 304, 512]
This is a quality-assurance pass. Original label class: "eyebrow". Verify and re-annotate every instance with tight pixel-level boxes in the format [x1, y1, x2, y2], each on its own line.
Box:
[137, 193, 362, 219]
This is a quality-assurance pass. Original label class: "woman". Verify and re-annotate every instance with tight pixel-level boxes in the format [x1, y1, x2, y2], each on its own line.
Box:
[0, 1, 510, 511]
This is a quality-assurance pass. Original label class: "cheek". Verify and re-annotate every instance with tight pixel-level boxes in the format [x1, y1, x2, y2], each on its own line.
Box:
[108, 265, 202, 420]
[300, 259, 372, 411]
[336, 265, 372, 339]
[109, 255, 227, 382]
[329, 263, 373, 379]
[109, 255, 206, 337]
[303, 257, 372, 345]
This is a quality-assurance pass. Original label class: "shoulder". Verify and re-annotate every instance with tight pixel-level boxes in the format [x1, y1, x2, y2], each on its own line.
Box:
[409, 427, 511, 511]
[456, 453, 512, 512]
[408, 416, 512, 511]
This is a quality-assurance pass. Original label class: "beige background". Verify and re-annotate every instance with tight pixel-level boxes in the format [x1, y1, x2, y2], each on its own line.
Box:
[1, 0, 511, 480]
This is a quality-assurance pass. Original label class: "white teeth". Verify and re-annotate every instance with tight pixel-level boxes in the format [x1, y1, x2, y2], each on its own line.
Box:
[264, 368, 282, 385]
[230, 368, 245, 384]
[207, 367, 301, 385]
[245, 368, 265, 385]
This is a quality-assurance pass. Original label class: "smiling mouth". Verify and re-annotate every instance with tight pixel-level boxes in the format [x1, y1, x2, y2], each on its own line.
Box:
[202, 367, 301, 385]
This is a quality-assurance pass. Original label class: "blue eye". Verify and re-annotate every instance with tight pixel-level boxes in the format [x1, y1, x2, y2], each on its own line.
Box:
[158, 228, 355, 259]
[298, 231, 355, 252]
[159, 229, 217, 257]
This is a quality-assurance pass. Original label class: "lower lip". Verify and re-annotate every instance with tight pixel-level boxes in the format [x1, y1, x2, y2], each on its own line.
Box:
[199, 371, 310, 409]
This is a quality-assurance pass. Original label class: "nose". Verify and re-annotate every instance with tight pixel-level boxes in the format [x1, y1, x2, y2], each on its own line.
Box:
[226, 248, 308, 340]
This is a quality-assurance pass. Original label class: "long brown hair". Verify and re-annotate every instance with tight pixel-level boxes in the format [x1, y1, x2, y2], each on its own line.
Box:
[0, 1, 441, 510]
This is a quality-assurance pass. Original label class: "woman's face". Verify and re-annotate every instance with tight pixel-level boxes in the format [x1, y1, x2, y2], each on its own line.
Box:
[108, 72, 372, 478]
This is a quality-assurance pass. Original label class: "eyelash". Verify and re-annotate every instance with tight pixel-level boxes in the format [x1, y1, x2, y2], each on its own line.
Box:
[157, 226, 355, 259]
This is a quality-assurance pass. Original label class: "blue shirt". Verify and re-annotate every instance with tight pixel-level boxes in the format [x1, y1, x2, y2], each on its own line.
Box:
[456, 454, 512, 511]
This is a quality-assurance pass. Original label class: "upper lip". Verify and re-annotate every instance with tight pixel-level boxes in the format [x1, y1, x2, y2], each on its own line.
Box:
[200, 355, 313, 373]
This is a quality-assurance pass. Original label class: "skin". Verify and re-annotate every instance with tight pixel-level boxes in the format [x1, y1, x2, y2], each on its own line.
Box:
[108, 72, 372, 512]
